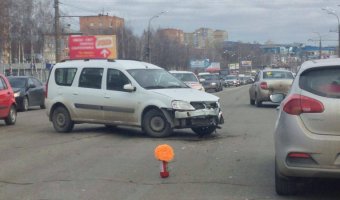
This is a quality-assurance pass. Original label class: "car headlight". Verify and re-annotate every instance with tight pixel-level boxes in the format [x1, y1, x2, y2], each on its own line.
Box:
[211, 82, 217, 86]
[171, 100, 195, 111]
[14, 91, 20, 98]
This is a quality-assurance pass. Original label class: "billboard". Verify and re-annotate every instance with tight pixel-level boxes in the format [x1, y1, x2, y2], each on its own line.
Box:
[190, 59, 210, 68]
[228, 63, 239, 70]
[205, 62, 221, 73]
[241, 60, 252, 67]
[69, 35, 117, 59]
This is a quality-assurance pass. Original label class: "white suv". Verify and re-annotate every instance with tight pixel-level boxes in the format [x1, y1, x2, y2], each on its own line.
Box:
[45, 59, 223, 137]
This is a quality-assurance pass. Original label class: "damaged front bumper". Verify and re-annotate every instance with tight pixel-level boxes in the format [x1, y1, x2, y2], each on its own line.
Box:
[163, 108, 224, 129]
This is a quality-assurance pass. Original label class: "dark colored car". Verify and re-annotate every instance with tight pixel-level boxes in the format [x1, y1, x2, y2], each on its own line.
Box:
[8, 76, 45, 111]
[224, 75, 240, 87]
[198, 73, 223, 92]
[0, 74, 17, 125]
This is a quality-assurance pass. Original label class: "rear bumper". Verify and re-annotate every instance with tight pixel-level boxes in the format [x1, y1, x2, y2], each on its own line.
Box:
[275, 113, 340, 178]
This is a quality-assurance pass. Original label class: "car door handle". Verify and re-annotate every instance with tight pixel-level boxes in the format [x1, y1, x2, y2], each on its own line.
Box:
[73, 92, 78, 95]
[104, 95, 110, 99]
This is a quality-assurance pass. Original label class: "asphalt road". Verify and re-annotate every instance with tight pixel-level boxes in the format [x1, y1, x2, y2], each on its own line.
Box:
[0, 85, 340, 200]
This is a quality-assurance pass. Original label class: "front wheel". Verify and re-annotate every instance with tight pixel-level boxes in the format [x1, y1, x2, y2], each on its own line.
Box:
[5, 105, 17, 125]
[191, 126, 216, 136]
[142, 109, 172, 137]
[52, 106, 74, 133]
[22, 96, 29, 111]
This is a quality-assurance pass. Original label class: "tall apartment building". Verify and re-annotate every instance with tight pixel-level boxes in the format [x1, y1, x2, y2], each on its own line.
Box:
[183, 28, 228, 49]
[79, 14, 124, 35]
[159, 28, 184, 44]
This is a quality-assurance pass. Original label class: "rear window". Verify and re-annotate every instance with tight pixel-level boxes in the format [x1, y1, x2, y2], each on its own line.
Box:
[55, 68, 77, 86]
[300, 67, 340, 98]
[263, 71, 293, 79]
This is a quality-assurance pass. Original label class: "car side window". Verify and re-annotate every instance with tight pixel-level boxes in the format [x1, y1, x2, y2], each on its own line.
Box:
[55, 68, 77, 86]
[32, 78, 42, 87]
[0, 77, 7, 90]
[106, 69, 130, 91]
[28, 78, 34, 87]
[79, 68, 103, 89]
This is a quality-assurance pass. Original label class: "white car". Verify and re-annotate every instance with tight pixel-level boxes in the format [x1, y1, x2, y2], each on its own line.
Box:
[169, 70, 205, 91]
[45, 59, 223, 137]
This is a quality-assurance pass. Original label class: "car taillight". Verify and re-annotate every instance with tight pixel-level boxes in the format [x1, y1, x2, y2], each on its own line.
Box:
[288, 152, 311, 158]
[260, 82, 268, 89]
[282, 94, 324, 115]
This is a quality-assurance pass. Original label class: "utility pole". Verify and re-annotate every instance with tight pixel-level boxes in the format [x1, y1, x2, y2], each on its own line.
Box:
[54, 0, 61, 63]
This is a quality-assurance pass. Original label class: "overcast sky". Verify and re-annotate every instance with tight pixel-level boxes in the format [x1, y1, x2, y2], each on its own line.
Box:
[60, 0, 340, 46]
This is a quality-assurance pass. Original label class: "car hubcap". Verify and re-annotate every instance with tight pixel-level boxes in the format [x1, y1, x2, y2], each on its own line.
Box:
[150, 116, 165, 132]
[24, 99, 28, 110]
[56, 113, 66, 127]
[10, 108, 16, 122]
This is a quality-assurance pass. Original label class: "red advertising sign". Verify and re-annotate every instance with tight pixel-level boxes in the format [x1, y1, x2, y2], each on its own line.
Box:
[68, 35, 117, 59]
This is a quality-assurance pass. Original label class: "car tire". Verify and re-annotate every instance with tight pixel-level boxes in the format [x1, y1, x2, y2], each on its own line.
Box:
[275, 162, 298, 195]
[191, 126, 216, 136]
[255, 94, 262, 107]
[40, 99, 46, 109]
[52, 106, 74, 133]
[5, 105, 17, 125]
[105, 125, 117, 130]
[250, 98, 255, 105]
[22, 96, 29, 111]
[142, 109, 172, 137]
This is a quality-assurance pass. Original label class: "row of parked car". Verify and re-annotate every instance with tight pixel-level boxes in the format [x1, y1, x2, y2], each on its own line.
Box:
[0, 74, 46, 125]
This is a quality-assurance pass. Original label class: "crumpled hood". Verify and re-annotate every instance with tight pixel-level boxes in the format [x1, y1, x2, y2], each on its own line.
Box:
[151, 88, 219, 102]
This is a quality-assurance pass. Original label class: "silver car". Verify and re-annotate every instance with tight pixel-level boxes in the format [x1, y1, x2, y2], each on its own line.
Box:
[249, 69, 294, 107]
[273, 58, 340, 195]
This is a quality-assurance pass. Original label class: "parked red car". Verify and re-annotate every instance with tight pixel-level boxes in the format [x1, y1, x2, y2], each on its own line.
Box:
[0, 74, 17, 125]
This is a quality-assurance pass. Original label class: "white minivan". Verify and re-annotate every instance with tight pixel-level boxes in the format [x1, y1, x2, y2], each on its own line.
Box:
[45, 59, 223, 137]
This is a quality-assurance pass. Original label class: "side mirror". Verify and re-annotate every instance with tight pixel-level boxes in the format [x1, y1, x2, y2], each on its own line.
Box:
[123, 84, 136, 92]
[270, 93, 285, 103]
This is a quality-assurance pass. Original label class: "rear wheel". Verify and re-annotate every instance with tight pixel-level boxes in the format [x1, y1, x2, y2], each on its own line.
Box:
[250, 98, 255, 105]
[142, 109, 172, 137]
[40, 99, 46, 109]
[5, 105, 17, 125]
[275, 162, 298, 195]
[52, 106, 74, 133]
[192, 126, 216, 136]
[255, 94, 262, 107]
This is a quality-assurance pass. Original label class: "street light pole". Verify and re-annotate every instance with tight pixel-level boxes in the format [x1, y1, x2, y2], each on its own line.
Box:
[313, 32, 322, 59]
[147, 11, 167, 63]
[322, 8, 340, 57]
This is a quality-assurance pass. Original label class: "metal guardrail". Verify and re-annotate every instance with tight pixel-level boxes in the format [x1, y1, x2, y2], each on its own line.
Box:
[0, 63, 50, 82]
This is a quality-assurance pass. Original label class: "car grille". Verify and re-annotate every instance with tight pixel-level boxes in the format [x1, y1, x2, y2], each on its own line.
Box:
[190, 102, 218, 110]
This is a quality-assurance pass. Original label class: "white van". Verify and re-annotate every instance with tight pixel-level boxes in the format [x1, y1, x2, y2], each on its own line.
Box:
[45, 59, 223, 137]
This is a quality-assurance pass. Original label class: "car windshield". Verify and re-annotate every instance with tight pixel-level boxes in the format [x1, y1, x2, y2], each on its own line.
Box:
[226, 76, 237, 80]
[8, 77, 26, 88]
[172, 73, 199, 82]
[128, 69, 188, 89]
[263, 71, 294, 79]
[199, 74, 218, 80]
